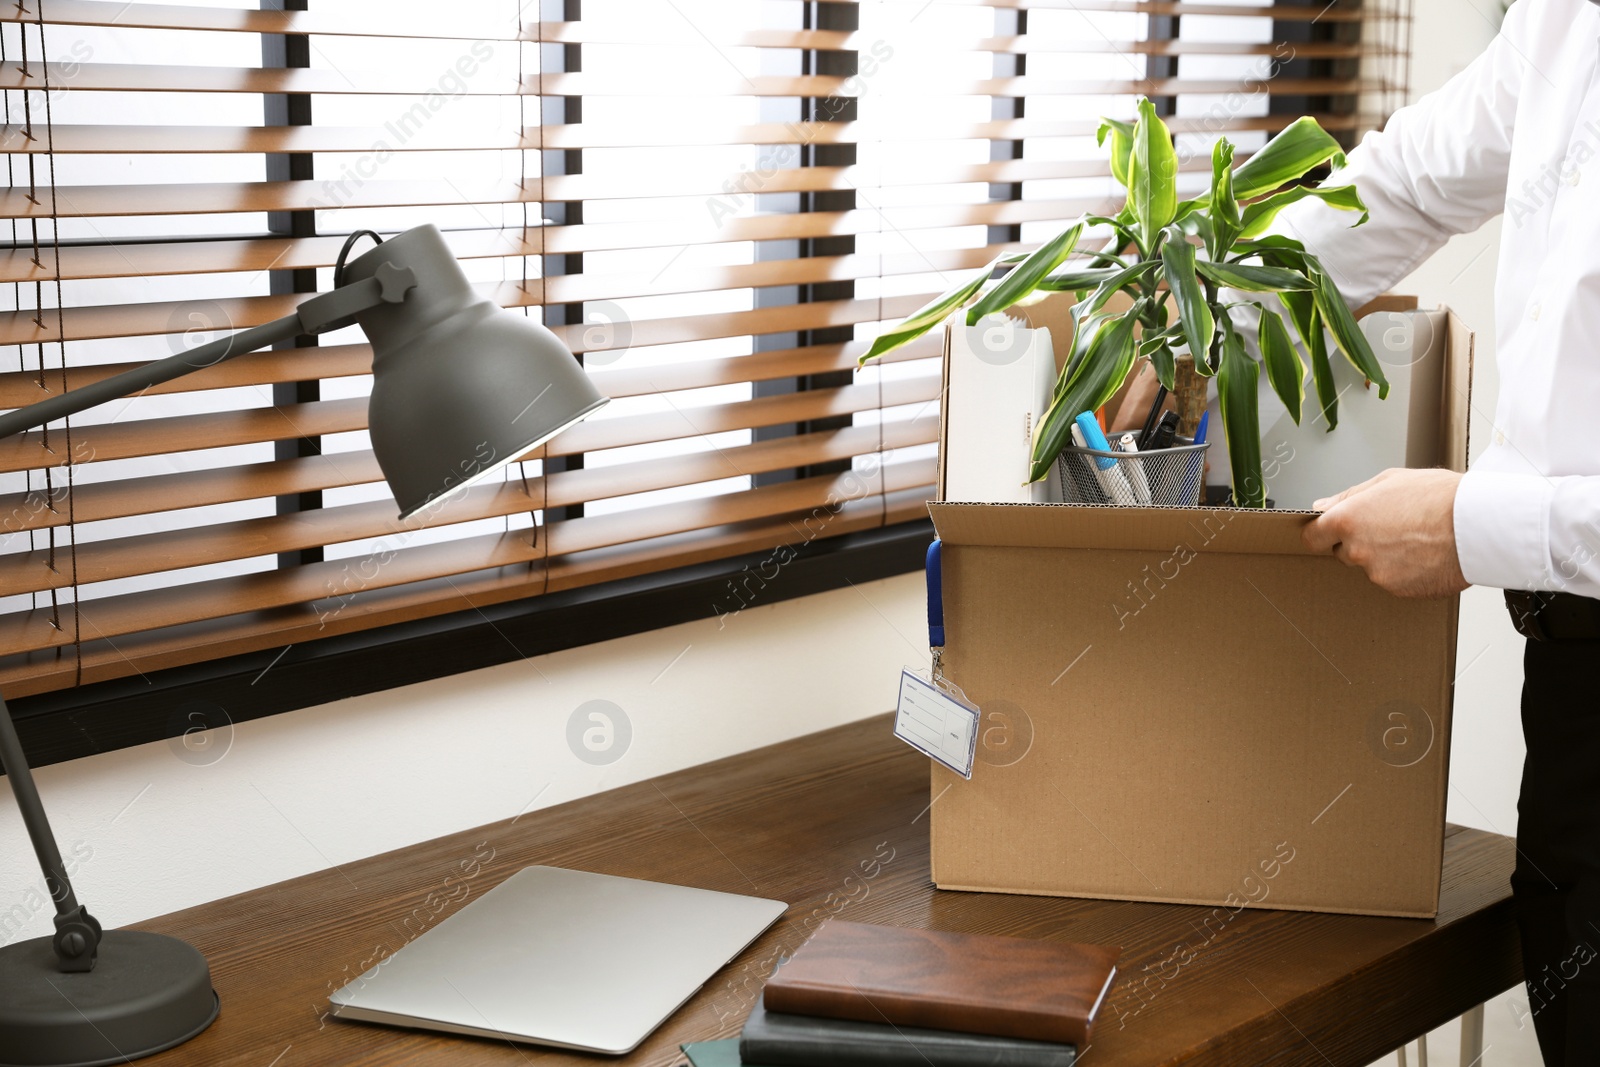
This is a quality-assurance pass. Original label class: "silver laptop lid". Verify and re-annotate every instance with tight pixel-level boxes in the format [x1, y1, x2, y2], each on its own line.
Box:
[329, 866, 786, 1054]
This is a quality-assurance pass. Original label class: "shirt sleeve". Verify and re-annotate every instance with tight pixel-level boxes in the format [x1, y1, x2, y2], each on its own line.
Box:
[1273, 5, 1529, 310]
[1455, 473, 1600, 596]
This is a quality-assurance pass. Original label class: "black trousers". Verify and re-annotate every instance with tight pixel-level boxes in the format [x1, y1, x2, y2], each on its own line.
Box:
[1514, 638, 1600, 1065]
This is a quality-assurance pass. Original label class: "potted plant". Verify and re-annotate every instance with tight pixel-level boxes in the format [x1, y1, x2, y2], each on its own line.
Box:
[860, 98, 1388, 509]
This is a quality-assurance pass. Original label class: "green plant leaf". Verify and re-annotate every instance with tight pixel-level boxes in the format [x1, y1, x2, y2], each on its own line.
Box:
[861, 257, 1001, 363]
[1216, 317, 1266, 508]
[1173, 196, 1209, 224]
[1237, 233, 1311, 264]
[1311, 266, 1390, 398]
[1084, 215, 1141, 260]
[1147, 341, 1177, 391]
[1238, 183, 1367, 240]
[1194, 260, 1316, 293]
[1276, 287, 1320, 355]
[1128, 97, 1179, 250]
[1308, 315, 1339, 432]
[1178, 210, 1216, 254]
[966, 221, 1085, 324]
[1159, 235, 1214, 374]
[1029, 303, 1143, 482]
[1098, 117, 1135, 189]
[1259, 308, 1305, 425]
[1057, 312, 1112, 396]
[1230, 116, 1348, 201]
[1209, 139, 1241, 257]
[1036, 266, 1126, 292]
[1275, 286, 1340, 431]
[1076, 259, 1158, 320]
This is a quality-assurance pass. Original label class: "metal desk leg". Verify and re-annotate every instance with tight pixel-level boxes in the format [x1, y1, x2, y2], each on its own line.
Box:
[1459, 1003, 1485, 1066]
[1397, 1035, 1431, 1067]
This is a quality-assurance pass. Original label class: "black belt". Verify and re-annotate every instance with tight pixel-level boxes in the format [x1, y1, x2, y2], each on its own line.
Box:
[1505, 590, 1600, 642]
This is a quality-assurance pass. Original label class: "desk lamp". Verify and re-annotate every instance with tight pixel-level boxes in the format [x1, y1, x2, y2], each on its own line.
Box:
[0, 224, 607, 1066]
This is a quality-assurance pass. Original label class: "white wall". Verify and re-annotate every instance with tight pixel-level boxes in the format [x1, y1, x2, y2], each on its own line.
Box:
[0, 0, 1528, 948]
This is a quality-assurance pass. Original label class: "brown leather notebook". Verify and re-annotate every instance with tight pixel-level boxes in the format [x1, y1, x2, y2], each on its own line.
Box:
[762, 920, 1119, 1045]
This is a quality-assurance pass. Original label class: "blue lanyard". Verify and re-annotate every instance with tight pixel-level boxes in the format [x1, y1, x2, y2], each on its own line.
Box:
[926, 539, 944, 650]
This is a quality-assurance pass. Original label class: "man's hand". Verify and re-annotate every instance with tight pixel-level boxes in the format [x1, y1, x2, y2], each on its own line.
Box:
[1301, 468, 1470, 599]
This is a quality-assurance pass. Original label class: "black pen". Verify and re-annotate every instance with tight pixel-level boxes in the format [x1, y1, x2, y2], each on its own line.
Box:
[1137, 385, 1169, 450]
[1148, 410, 1180, 450]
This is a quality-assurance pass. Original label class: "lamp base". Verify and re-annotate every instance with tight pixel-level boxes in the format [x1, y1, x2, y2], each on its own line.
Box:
[0, 930, 218, 1067]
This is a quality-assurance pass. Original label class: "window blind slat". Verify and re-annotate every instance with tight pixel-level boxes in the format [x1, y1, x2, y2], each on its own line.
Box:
[0, 110, 1369, 161]
[4, 0, 1374, 37]
[0, 124, 540, 155]
[0, 333, 940, 410]
[0, 179, 539, 218]
[547, 376, 942, 458]
[3, 1, 536, 40]
[0, 397, 370, 474]
[0, 413, 938, 538]
[0, 374, 941, 476]
[0, 419, 940, 596]
[540, 72, 1381, 99]
[927, 0, 1367, 16]
[0, 460, 938, 660]
[0, 235, 1016, 292]
[0, 62, 534, 96]
[0, 451, 387, 533]
[0, 344, 376, 406]
[0, 486, 936, 698]
[0, 228, 544, 284]
[0, 289, 935, 348]
[547, 295, 934, 354]
[0, 287, 537, 347]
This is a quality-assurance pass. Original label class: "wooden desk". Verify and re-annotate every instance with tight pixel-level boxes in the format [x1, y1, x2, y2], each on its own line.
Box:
[137, 715, 1521, 1067]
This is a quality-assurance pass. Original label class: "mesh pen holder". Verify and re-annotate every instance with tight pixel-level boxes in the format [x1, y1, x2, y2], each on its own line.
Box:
[1056, 438, 1210, 507]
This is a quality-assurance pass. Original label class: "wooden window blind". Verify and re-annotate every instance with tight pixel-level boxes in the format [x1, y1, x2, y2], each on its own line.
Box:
[0, 0, 1411, 699]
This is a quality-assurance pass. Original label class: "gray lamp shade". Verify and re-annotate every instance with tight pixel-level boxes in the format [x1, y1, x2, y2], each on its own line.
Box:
[343, 224, 608, 521]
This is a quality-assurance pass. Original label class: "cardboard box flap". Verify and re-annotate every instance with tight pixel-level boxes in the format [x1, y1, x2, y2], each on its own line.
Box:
[928, 501, 1316, 556]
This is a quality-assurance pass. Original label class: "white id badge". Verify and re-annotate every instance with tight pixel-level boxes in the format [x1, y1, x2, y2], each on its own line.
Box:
[893, 669, 980, 779]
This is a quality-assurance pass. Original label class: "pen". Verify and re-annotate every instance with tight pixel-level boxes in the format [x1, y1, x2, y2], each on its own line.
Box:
[1181, 411, 1209, 507]
[1148, 410, 1180, 451]
[1136, 385, 1169, 450]
[1074, 412, 1138, 505]
[1067, 422, 1110, 503]
[1116, 432, 1153, 505]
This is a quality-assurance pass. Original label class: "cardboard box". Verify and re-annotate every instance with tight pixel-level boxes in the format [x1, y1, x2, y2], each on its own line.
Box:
[927, 308, 1473, 918]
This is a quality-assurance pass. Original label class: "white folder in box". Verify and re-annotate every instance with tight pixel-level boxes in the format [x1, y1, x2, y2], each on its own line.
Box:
[1253, 308, 1454, 510]
[939, 315, 1063, 504]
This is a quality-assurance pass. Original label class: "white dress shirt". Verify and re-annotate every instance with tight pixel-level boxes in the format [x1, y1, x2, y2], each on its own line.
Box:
[1278, 0, 1600, 596]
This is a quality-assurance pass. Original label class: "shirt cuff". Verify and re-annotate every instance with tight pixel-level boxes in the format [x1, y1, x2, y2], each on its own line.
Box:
[1453, 470, 1556, 591]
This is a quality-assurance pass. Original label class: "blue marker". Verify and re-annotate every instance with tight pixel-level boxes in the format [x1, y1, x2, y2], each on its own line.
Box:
[1182, 411, 1210, 506]
[1073, 411, 1118, 471]
[1074, 411, 1138, 504]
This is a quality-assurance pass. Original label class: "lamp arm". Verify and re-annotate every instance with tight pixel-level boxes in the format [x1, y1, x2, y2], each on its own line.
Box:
[0, 693, 101, 971]
[0, 262, 418, 974]
[0, 263, 417, 442]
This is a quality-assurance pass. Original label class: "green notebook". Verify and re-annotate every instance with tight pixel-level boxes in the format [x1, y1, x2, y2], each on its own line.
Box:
[683, 1039, 764, 1067]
